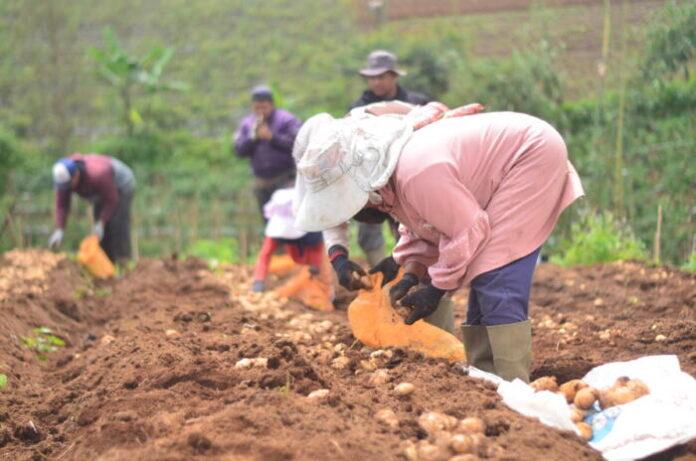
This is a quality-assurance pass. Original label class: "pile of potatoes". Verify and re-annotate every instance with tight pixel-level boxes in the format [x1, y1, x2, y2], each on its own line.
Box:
[530, 375, 650, 440]
[399, 411, 504, 461]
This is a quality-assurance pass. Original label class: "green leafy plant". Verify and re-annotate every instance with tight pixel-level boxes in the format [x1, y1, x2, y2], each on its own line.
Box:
[21, 327, 66, 361]
[551, 211, 648, 266]
[90, 28, 187, 135]
[0, 373, 7, 390]
[186, 238, 242, 265]
[683, 252, 696, 272]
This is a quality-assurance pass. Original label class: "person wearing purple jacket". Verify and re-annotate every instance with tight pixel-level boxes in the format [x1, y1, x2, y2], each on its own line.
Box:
[48, 154, 135, 263]
[234, 85, 302, 220]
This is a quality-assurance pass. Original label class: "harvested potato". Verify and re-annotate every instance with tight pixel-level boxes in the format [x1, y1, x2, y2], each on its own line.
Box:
[456, 417, 486, 434]
[599, 377, 650, 409]
[403, 441, 418, 461]
[559, 379, 588, 403]
[395, 382, 416, 396]
[530, 376, 559, 392]
[306, 389, 329, 402]
[432, 431, 453, 451]
[450, 434, 474, 454]
[468, 433, 487, 449]
[570, 407, 586, 423]
[574, 387, 598, 410]
[375, 409, 399, 428]
[576, 422, 593, 440]
[626, 378, 650, 396]
[418, 412, 458, 434]
[369, 369, 391, 386]
[416, 441, 448, 461]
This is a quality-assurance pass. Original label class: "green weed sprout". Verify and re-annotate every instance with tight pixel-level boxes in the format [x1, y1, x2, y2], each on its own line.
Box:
[21, 327, 66, 361]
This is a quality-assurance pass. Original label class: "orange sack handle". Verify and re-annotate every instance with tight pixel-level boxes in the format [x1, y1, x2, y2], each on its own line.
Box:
[76, 235, 115, 279]
[348, 272, 466, 362]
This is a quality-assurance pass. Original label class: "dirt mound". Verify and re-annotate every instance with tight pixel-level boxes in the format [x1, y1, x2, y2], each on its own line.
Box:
[0, 251, 693, 460]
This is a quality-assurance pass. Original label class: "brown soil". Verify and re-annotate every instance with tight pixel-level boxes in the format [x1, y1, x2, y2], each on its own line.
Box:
[0, 250, 693, 460]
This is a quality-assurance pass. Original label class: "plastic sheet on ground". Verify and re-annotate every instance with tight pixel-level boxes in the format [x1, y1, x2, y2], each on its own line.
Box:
[481, 355, 696, 460]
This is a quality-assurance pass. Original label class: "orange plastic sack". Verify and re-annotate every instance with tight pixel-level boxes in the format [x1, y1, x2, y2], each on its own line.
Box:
[274, 257, 335, 312]
[76, 235, 115, 279]
[268, 254, 298, 275]
[348, 272, 466, 361]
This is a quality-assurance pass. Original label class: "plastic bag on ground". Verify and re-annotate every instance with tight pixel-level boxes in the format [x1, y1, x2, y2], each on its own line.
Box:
[76, 235, 115, 279]
[495, 355, 696, 461]
[274, 256, 335, 312]
[347, 272, 466, 362]
[268, 254, 298, 276]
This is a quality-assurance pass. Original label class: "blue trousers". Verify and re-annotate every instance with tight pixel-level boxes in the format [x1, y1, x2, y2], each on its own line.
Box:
[466, 248, 541, 326]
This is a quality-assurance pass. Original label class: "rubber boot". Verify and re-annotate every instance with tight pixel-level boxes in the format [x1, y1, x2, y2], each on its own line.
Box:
[461, 324, 494, 374]
[486, 320, 532, 382]
[365, 247, 386, 267]
[425, 296, 455, 334]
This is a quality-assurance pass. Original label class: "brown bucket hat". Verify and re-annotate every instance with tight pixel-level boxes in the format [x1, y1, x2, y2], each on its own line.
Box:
[359, 50, 406, 77]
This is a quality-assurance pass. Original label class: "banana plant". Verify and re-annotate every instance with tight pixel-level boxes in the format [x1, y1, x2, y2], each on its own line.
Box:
[90, 28, 188, 136]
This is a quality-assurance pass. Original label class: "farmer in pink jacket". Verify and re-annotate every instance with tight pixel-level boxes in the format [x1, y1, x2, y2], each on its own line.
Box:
[292, 103, 584, 382]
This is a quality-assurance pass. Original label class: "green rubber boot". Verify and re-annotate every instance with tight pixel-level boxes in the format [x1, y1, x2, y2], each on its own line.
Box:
[461, 324, 494, 374]
[424, 296, 455, 334]
[486, 320, 532, 382]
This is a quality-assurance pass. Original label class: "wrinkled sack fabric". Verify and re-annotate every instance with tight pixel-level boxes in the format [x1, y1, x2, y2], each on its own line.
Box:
[348, 271, 466, 361]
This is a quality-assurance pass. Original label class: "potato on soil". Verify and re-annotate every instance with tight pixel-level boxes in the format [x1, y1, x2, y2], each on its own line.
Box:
[574, 387, 598, 410]
[450, 434, 474, 454]
[559, 379, 588, 403]
[456, 417, 486, 434]
[418, 412, 458, 433]
[375, 409, 399, 428]
[395, 382, 415, 396]
[530, 376, 559, 392]
[416, 441, 449, 461]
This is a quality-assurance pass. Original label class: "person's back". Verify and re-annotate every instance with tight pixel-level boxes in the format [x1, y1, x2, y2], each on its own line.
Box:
[50, 153, 135, 263]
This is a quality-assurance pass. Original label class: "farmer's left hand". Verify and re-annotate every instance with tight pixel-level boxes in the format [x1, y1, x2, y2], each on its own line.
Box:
[400, 283, 446, 325]
[368, 255, 400, 287]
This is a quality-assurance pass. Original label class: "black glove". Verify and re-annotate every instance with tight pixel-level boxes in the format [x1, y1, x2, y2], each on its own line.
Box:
[368, 256, 400, 287]
[329, 245, 368, 291]
[389, 272, 419, 305]
[400, 283, 446, 325]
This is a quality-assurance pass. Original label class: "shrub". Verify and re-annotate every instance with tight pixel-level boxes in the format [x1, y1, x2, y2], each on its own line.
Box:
[551, 210, 647, 266]
[185, 238, 241, 265]
[683, 252, 696, 272]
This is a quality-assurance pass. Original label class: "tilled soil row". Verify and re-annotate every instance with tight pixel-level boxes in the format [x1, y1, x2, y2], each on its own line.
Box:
[0, 251, 693, 460]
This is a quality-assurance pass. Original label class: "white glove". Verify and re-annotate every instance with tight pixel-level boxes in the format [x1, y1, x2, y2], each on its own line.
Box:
[48, 229, 64, 249]
[92, 221, 104, 241]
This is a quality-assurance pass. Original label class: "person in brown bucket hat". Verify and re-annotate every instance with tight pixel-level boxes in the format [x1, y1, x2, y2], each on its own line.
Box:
[334, 50, 431, 269]
[355, 50, 428, 105]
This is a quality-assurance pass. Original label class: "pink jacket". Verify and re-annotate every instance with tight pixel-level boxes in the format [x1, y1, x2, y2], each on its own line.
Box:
[378, 112, 584, 291]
